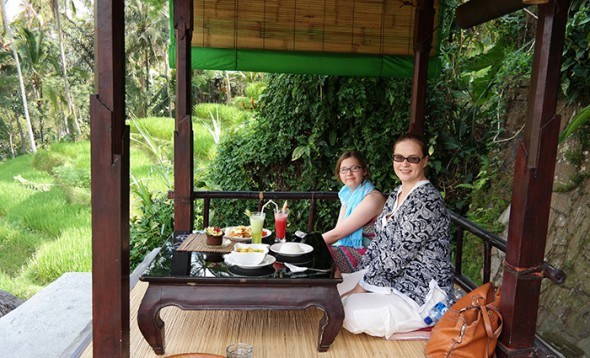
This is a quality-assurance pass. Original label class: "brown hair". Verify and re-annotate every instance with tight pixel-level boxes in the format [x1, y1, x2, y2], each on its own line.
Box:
[393, 132, 428, 158]
[334, 151, 370, 181]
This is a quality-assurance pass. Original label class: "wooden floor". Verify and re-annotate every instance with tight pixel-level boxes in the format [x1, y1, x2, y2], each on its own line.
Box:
[81, 281, 427, 357]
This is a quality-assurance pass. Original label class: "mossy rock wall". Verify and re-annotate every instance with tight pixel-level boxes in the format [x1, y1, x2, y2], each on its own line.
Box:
[486, 98, 590, 356]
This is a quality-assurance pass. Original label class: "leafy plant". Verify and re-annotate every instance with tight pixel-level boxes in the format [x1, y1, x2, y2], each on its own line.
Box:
[129, 175, 174, 270]
[559, 104, 590, 143]
[561, 2, 590, 103]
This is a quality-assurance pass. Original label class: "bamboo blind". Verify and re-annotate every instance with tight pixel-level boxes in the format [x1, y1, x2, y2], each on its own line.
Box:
[192, 0, 441, 56]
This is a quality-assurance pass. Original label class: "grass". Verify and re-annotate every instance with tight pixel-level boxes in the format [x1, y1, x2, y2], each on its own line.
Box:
[0, 107, 245, 299]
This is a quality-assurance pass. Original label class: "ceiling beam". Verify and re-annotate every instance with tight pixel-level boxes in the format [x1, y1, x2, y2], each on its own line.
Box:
[456, 0, 529, 29]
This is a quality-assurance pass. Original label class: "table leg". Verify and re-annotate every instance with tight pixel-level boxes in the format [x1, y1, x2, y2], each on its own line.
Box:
[137, 286, 166, 355]
[315, 289, 345, 352]
[137, 283, 344, 353]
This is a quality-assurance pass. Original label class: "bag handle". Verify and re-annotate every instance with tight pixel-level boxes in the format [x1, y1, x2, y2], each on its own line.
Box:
[485, 304, 503, 338]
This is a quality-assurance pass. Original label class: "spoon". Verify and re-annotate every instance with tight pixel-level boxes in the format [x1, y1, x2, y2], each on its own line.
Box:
[284, 262, 331, 273]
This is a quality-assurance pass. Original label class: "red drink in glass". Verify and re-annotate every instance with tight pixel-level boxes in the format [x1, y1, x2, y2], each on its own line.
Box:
[274, 210, 288, 241]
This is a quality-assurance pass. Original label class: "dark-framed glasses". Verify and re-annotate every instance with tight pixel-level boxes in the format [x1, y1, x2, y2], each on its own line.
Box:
[393, 154, 424, 164]
[340, 165, 363, 174]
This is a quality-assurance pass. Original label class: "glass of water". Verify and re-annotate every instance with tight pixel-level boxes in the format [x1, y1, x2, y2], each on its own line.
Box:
[226, 343, 253, 358]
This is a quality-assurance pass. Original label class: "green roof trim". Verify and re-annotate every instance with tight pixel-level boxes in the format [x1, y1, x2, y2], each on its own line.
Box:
[168, 46, 441, 78]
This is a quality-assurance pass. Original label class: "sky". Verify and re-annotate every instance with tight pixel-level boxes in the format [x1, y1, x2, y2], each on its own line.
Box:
[4, 0, 22, 22]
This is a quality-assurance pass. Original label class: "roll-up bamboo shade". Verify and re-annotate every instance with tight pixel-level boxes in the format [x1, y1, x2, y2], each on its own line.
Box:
[192, 0, 441, 56]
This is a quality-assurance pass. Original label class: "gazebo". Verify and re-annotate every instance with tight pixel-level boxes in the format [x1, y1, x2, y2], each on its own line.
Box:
[91, 0, 571, 356]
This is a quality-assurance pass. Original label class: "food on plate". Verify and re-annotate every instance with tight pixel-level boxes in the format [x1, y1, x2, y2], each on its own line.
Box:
[280, 242, 303, 254]
[205, 226, 224, 236]
[227, 225, 252, 238]
[236, 247, 265, 253]
[205, 226, 224, 245]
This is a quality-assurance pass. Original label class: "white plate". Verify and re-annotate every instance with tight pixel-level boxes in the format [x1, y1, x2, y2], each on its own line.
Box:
[270, 242, 314, 257]
[223, 226, 272, 242]
[207, 238, 232, 248]
[224, 254, 276, 269]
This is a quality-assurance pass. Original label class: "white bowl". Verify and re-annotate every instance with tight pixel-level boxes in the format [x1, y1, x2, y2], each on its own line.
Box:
[227, 251, 266, 265]
[279, 242, 303, 255]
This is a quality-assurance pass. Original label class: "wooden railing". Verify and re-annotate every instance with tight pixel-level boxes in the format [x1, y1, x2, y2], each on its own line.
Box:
[171, 190, 565, 290]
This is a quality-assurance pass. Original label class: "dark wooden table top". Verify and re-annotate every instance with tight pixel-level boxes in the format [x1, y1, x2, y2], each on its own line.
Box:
[140, 232, 339, 284]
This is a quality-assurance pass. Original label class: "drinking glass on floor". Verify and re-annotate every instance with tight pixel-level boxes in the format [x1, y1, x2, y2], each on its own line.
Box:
[226, 343, 253, 358]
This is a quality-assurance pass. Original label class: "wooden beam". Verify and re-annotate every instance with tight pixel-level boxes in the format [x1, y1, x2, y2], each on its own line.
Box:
[498, 0, 571, 356]
[456, 0, 528, 29]
[409, 0, 435, 135]
[174, 0, 195, 237]
[91, 0, 129, 356]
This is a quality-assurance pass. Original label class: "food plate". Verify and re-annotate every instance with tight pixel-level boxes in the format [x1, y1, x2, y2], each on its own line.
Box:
[270, 242, 314, 257]
[223, 226, 272, 242]
[224, 253, 276, 269]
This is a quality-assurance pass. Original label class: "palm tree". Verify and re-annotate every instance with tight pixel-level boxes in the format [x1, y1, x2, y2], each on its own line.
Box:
[51, 0, 81, 136]
[17, 28, 55, 144]
[125, 0, 170, 118]
[1, 0, 37, 152]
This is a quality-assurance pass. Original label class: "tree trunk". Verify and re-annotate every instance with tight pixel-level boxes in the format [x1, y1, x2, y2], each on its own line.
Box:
[6, 116, 16, 158]
[53, 0, 81, 136]
[15, 115, 26, 154]
[1, 0, 37, 153]
[225, 72, 232, 104]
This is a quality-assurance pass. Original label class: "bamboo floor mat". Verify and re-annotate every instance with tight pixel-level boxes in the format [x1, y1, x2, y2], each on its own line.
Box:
[80, 281, 427, 357]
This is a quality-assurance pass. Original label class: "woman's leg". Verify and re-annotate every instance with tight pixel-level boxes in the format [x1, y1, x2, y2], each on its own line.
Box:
[342, 292, 426, 338]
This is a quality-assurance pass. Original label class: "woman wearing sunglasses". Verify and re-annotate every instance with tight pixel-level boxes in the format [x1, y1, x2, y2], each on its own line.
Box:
[337, 133, 454, 339]
[323, 151, 386, 275]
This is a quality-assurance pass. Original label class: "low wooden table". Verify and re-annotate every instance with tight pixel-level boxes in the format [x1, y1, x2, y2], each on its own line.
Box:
[138, 233, 344, 354]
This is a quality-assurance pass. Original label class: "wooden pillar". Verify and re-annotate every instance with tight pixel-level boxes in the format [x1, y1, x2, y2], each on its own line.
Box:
[173, 0, 194, 236]
[409, 0, 435, 135]
[498, 0, 570, 356]
[90, 0, 129, 356]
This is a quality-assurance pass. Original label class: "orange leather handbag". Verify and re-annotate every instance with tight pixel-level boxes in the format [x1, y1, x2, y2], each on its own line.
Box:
[425, 282, 503, 358]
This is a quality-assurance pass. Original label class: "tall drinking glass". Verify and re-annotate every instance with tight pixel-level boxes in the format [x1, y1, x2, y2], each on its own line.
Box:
[274, 209, 289, 243]
[249, 212, 266, 244]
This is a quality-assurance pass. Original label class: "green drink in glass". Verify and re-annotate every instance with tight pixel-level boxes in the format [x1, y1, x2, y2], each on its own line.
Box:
[249, 212, 266, 244]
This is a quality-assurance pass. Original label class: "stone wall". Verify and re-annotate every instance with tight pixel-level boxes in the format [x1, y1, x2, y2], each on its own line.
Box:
[486, 94, 590, 356]
[0, 290, 23, 318]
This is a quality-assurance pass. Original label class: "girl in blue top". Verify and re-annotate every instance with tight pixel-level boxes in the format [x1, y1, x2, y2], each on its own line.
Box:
[323, 151, 385, 274]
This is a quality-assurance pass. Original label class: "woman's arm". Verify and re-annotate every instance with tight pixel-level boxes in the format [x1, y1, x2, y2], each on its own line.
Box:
[322, 191, 385, 245]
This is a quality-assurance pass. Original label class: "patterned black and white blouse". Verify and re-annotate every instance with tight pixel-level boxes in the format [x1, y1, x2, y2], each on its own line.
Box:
[359, 181, 454, 306]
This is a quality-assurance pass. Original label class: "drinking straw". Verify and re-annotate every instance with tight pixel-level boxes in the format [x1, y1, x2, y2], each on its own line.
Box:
[261, 199, 279, 213]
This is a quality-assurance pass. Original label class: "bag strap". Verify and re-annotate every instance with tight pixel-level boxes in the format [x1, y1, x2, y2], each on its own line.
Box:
[480, 301, 496, 338]
[485, 304, 503, 338]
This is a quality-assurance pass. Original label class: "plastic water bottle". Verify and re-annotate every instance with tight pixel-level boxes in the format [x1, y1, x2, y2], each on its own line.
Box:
[424, 302, 449, 325]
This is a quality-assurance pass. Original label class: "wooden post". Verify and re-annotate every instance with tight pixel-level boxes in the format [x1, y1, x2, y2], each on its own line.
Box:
[498, 0, 570, 356]
[409, 0, 435, 135]
[174, 0, 194, 236]
[90, 0, 129, 356]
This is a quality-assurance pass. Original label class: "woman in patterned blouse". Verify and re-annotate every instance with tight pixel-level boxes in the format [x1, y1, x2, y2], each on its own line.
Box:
[337, 133, 454, 339]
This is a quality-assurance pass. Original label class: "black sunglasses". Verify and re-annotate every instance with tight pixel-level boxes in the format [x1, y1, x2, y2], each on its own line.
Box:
[392, 154, 424, 164]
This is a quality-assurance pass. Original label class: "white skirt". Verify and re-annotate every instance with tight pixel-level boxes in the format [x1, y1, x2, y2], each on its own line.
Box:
[337, 269, 449, 339]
